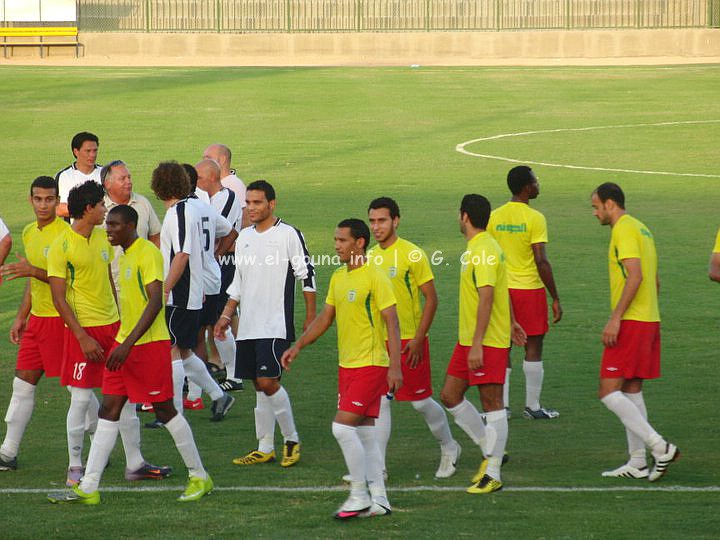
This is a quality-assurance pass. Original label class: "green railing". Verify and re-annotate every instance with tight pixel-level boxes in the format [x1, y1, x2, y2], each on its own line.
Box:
[77, 0, 720, 32]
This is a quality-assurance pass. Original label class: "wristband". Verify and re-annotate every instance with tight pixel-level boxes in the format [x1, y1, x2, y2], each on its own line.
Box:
[220, 314, 232, 322]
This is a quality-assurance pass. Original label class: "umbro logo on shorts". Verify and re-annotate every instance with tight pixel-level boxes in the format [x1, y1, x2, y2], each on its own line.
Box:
[149, 391, 161, 395]
[606, 367, 619, 372]
[473, 372, 485, 377]
[351, 401, 364, 407]
[415, 388, 427, 394]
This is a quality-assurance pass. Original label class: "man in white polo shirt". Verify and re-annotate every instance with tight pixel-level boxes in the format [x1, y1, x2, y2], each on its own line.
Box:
[56, 132, 102, 219]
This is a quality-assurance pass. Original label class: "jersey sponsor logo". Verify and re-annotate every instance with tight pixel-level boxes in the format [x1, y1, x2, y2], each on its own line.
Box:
[347, 289, 357, 302]
[494, 223, 527, 234]
[388, 266, 397, 278]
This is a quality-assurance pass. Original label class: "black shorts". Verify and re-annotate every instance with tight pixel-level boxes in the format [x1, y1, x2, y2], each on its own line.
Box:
[199, 294, 223, 327]
[220, 261, 235, 295]
[165, 306, 201, 350]
[236, 338, 290, 380]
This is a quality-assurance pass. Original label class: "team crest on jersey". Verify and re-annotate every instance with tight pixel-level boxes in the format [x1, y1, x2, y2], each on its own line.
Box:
[43, 246, 50, 258]
[101, 249, 109, 262]
[388, 266, 397, 278]
[125, 267, 132, 280]
[347, 289, 357, 302]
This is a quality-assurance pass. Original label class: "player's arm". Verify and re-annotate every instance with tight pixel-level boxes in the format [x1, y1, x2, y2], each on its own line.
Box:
[164, 252, 189, 301]
[0, 231, 11, 269]
[214, 297, 240, 339]
[302, 291, 317, 332]
[9, 281, 32, 345]
[508, 295, 527, 347]
[381, 304, 403, 394]
[215, 228, 238, 259]
[709, 252, 720, 283]
[49, 276, 105, 362]
[107, 280, 163, 371]
[0, 254, 48, 283]
[405, 280, 438, 368]
[281, 304, 336, 370]
[603, 257, 642, 347]
[532, 242, 562, 323]
[468, 286, 493, 371]
[289, 229, 317, 330]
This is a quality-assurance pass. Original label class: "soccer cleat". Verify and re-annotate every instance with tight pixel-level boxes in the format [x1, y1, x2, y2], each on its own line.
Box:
[467, 474, 503, 494]
[334, 492, 372, 520]
[48, 485, 100, 505]
[523, 406, 560, 419]
[144, 419, 165, 429]
[435, 442, 462, 479]
[281, 441, 301, 468]
[358, 502, 392, 518]
[0, 453, 17, 471]
[135, 403, 154, 413]
[125, 462, 173, 481]
[183, 397, 205, 410]
[178, 474, 214, 502]
[210, 392, 235, 422]
[233, 450, 276, 465]
[602, 464, 650, 479]
[66, 466, 84, 487]
[219, 379, 244, 392]
[649, 443, 680, 482]
[472, 452, 510, 484]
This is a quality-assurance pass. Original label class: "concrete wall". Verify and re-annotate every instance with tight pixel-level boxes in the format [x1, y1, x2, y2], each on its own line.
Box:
[4, 28, 720, 65]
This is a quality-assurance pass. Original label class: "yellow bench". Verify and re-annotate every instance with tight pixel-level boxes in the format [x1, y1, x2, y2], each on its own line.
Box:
[1, 27, 80, 58]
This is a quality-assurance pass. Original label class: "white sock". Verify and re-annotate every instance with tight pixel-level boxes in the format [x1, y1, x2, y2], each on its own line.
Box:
[503, 368, 511, 408]
[255, 392, 276, 453]
[358, 425, 389, 509]
[79, 418, 119, 493]
[447, 398, 488, 450]
[85, 391, 99, 437]
[412, 397, 455, 451]
[267, 387, 299, 443]
[332, 422, 367, 496]
[623, 391, 649, 468]
[171, 360, 185, 415]
[375, 396, 391, 468]
[67, 387, 94, 468]
[484, 409, 508, 480]
[183, 354, 223, 401]
[186, 381, 202, 402]
[165, 414, 207, 479]
[1, 377, 36, 458]
[523, 360, 544, 411]
[602, 391, 665, 455]
[215, 329, 239, 381]
[118, 400, 145, 471]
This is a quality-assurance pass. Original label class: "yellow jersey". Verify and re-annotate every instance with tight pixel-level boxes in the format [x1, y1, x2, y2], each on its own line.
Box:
[325, 264, 397, 369]
[488, 201, 547, 289]
[47, 226, 119, 327]
[22, 217, 70, 317]
[458, 232, 510, 348]
[608, 214, 660, 322]
[713, 228, 720, 253]
[116, 238, 170, 345]
[367, 237, 434, 340]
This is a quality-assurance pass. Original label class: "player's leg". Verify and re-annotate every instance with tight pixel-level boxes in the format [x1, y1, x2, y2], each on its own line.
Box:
[522, 334, 557, 419]
[503, 355, 512, 414]
[468, 383, 506, 494]
[373, 393, 391, 476]
[0, 369, 42, 470]
[602, 377, 649, 478]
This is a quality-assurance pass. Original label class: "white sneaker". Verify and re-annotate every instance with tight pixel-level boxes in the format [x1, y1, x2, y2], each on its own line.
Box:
[649, 443, 680, 482]
[359, 502, 392, 517]
[601, 463, 649, 479]
[435, 442, 462, 479]
[334, 492, 372, 520]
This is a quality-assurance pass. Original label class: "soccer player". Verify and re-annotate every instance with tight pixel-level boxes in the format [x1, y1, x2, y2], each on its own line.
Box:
[709, 227, 720, 283]
[202, 143, 250, 227]
[214, 180, 314, 468]
[0, 177, 68, 471]
[0, 215, 10, 273]
[488, 166, 562, 419]
[440, 194, 525, 495]
[47, 180, 169, 486]
[55, 132, 102, 219]
[366, 197, 460, 479]
[150, 162, 235, 425]
[591, 183, 679, 481]
[47, 205, 212, 504]
[282, 218, 402, 519]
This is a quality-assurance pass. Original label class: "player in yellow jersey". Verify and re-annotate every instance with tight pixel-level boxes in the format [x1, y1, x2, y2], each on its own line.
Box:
[48, 205, 211, 504]
[282, 218, 402, 519]
[365, 197, 459, 480]
[709, 227, 720, 282]
[440, 194, 526, 495]
[591, 182, 679, 482]
[0, 177, 69, 471]
[488, 166, 562, 420]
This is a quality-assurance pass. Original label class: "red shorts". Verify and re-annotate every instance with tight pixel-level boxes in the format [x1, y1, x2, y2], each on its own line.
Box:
[601, 320, 661, 380]
[16, 315, 65, 377]
[338, 365, 388, 418]
[60, 322, 120, 389]
[446, 343, 509, 386]
[509, 288, 549, 337]
[103, 340, 174, 404]
[384, 338, 433, 401]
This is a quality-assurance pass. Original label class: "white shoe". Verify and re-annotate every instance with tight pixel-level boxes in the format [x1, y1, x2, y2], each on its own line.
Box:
[601, 463, 649, 479]
[649, 443, 680, 482]
[359, 502, 392, 517]
[435, 442, 462, 479]
[334, 492, 372, 520]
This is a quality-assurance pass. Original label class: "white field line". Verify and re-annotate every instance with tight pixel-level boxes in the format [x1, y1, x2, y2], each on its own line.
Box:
[3, 485, 719, 494]
[455, 119, 720, 178]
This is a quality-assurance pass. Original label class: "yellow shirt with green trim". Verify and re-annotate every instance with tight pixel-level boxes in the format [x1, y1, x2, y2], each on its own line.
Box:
[458, 231, 511, 348]
[608, 214, 660, 322]
[488, 201, 547, 289]
[713, 228, 720, 253]
[325, 264, 397, 368]
[116, 237, 170, 345]
[367, 237, 434, 340]
[22, 217, 70, 317]
[47, 226, 119, 327]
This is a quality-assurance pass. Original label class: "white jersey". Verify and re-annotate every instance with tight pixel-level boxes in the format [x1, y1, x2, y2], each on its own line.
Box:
[221, 173, 247, 207]
[56, 163, 102, 203]
[227, 218, 316, 341]
[210, 188, 243, 232]
[0, 217, 9, 241]
[195, 187, 210, 205]
[160, 199, 204, 310]
[187, 197, 232, 296]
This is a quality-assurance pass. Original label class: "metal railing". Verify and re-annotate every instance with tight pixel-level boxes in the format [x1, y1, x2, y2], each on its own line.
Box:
[76, 0, 720, 32]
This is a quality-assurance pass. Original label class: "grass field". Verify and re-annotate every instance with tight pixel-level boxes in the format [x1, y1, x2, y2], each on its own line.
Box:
[0, 65, 719, 539]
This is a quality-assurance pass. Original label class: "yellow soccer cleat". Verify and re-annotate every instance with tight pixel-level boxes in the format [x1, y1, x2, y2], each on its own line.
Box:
[178, 474, 214, 502]
[232, 450, 276, 465]
[472, 452, 510, 484]
[47, 485, 100, 505]
[280, 441, 301, 468]
[467, 474, 503, 494]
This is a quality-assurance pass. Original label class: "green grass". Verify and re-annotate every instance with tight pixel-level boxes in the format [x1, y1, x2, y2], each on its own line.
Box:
[1, 65, 719, 538]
